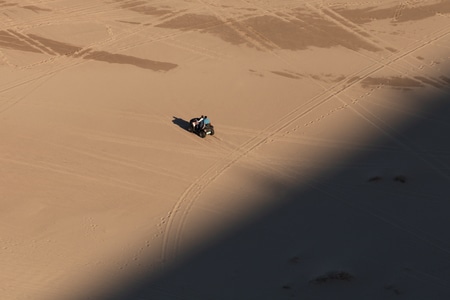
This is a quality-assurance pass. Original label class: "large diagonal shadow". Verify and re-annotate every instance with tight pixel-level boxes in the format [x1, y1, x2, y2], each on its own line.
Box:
[76, 78, 450, 299]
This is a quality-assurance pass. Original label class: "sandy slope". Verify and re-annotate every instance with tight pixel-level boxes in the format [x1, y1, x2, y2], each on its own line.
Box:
[1, 1, 450, 299]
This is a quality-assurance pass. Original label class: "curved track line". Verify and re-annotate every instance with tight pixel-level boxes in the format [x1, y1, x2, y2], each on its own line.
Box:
[160, 21, 450, 263]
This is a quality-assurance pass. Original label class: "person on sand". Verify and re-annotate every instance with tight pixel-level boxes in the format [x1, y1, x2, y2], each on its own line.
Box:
[190, 115, 205, 131]
[197, 115, 208, 131]
[203, 115, 210, 127]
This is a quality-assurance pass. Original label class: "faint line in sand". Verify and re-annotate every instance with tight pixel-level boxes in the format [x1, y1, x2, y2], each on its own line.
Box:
[0, 157, 164, 198]
[0, 48, 16, 67]
[0, 3, 180, 72]
[11, 30, 58, 55]
[160, 20, 450, 264]
[18, 134, 191, 184]
[309, 178, 450, 257]
[1, 1, 121, 31]
[0, 25, 178, 97]
[341, 90, 450, 180]
[321, 4, 450, 86]
[393, 1, 407, 22]
[242, 1, 450, 91]
[75, 129, 224, 160]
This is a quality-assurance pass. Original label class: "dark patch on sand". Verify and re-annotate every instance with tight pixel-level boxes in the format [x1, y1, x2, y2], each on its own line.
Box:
[156, 13, 221, 30]
[0, 1, 16, 7]
[0, 30, 42, 53]
[118, 20, 142, 25]
[311, 73, 346, 83]
[362, 76, 424, 90]
[310, 271, 354, 284]
[414, 76, 443, 89]
[333, 74, 347, 82]
[83, 51, 177, 71]
[347, 76, 362, 84]
[368, 176, 383, 182]
[385, 47, 397, 53]
[248, 69, 264, 77]
[288, 256, 301, 264]
[22, 5, 51, 13]
[394, 175, 407, 183]
[243, 12, 380, 51]
[271, 71, 302, 79]
[385, 284, 402, 295]
[0, 30, 177, 71]
[362, 75, 447, 90]
[28, 34, 82, 55]
[335, 2, 450, 24]
[117, 0, 146, 9]
[156, 14, 249, 46]
[157, 10, 380, 51]
[115, 0, 173, 16]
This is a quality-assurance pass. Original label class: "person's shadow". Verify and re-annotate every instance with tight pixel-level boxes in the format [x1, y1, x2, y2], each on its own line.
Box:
[172, 116, 190, 131]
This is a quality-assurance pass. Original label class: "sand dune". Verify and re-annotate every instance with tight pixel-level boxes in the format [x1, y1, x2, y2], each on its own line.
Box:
[1, 1, 450, 299]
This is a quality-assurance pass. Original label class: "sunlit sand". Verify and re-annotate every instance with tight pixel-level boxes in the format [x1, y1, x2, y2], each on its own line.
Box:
[1, 1, 450, 299]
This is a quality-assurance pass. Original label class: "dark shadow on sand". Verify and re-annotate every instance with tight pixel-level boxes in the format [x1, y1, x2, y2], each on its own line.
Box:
[172, 116, 191, 131]
[78, 84, 450, 300]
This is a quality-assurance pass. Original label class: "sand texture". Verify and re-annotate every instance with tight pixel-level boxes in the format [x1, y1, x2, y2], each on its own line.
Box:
[1, 1, 450, 299]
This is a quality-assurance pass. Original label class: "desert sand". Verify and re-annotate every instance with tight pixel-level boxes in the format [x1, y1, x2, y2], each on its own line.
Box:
[1, 0, 450, 299]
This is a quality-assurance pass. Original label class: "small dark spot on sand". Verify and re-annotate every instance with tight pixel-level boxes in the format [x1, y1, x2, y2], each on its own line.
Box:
[368, 176, 382, 182]
[310, 271, 353, 284]
[385, 47, 397, 53]
[394, 175, 406, 183]
[288, 256, 300, 264]
[385, 284, 401, 295]
[272, 70, 301, 79]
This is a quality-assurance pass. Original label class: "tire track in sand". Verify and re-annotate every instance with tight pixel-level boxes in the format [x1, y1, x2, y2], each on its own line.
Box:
[0, 1, 123, 31]
[0, 155, 168, 198]
[0, 7, 180, 112]
[160, 19, 450, 264]
[315, 4, 450, 88]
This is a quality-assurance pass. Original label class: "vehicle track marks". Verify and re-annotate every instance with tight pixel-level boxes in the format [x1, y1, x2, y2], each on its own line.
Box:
[309, 177, 450, 257]
[343, 91, 450, 181]
[73, 127, 224, 160]
[6, 29, 58, 55]
[159, 18, 450, 264]
[17, 134, 191, 184]
[0, 156, 166, 198]
[322, 4, 450, 87]
[393, 1, 407, 22]
[0, 48, 16, 67]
